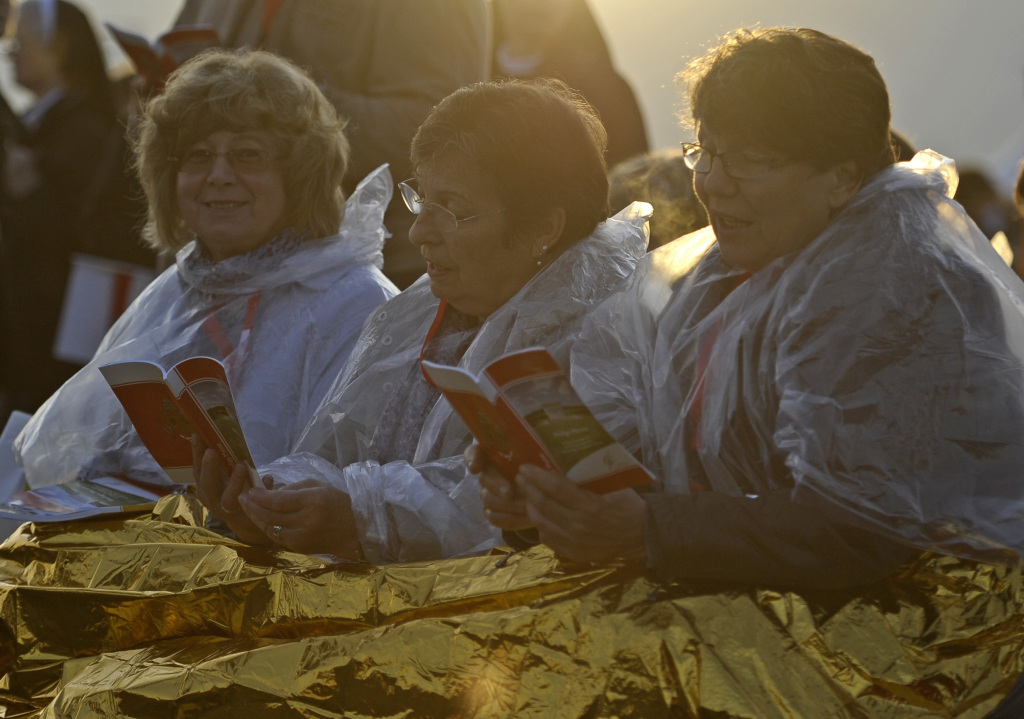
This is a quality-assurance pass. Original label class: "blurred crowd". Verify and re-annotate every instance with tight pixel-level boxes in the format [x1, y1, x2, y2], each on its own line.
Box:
[3, 0, 1020, 427]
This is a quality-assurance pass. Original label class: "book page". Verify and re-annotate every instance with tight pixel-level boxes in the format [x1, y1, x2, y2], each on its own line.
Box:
[484, 349, 653, 493]
[165, 357, 257, 485]
[428, 348, 653, 493]
[421, 361, 552, 478]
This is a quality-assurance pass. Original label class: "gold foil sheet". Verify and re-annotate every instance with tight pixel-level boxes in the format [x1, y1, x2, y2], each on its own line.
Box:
[0, 494, 1017, 717]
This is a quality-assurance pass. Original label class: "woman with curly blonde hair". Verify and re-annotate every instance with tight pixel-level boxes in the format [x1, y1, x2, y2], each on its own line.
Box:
[16, 49, 396, 489]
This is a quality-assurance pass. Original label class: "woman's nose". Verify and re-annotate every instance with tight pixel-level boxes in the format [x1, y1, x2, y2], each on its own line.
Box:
[205, 153, 237, 183]
[408, 213, 437, 246]
[701, 157, 737, 196]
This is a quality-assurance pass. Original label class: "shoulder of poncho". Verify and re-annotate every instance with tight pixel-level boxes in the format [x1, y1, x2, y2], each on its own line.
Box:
[753, 152, 1004, 331]
[366, 278, 439, 324]
[505, 209, 650, 313]
[350, 279, 439, 359]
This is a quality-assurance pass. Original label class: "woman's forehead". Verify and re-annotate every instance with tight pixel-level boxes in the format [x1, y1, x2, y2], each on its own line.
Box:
[415, 153, 490, 193]
[177, 117, 273, 147]
[184, 128, 274, 145]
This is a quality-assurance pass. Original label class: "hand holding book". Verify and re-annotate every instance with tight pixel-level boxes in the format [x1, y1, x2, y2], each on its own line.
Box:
[469, 442, 650, 564]
[433, 347, 654, 563]
[423, 347, 653, 494]
[192, 433, 277, 547]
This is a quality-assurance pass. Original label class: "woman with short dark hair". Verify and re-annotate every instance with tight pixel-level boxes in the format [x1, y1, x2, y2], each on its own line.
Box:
[195, 79, 649, 562]
[481, 26, 1024, 585]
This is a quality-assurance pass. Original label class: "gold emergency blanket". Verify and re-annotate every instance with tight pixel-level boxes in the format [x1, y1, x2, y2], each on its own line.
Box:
[0, 495, 1020, 718]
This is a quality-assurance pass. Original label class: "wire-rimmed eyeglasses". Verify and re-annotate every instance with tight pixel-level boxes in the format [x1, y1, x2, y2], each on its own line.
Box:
[680, 142, 790, 180]
[169, 147, 282, 174]
[398, 180, 503, 234]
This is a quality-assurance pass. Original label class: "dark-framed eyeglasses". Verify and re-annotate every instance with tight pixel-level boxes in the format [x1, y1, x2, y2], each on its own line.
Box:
[169, 147, 282, 174]
[680, 142, 790, 180]
[398, 180, 503, 234]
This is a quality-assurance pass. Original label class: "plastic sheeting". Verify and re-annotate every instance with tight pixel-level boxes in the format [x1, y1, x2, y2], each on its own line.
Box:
[264, 203, 651, 563]
[15, 165, 398, 489]
[0, 495, 1020, 717]
[572, 151, 1024, 560]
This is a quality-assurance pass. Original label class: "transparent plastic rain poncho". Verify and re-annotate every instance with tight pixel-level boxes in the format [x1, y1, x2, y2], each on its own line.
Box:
[15, 165, 398, 488]
[263, 203, 651, 563]
[571, 151, 1024, 560]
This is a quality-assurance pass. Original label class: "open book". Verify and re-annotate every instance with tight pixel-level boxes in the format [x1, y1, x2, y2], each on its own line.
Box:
[105, 23, 220, 87]
[422, 348, 653, 494]
[99, 357, 258, 487]
[0, 476, 175, 522]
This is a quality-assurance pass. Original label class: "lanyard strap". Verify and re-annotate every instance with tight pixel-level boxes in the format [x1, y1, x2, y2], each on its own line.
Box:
[201, 292, 262, 376]
[419, 300, 449, 386]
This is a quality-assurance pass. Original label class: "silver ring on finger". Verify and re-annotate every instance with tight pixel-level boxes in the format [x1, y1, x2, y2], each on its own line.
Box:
[272, 524, 283, 541]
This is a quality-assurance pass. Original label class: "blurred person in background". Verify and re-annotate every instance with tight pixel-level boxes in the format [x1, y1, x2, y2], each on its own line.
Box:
[171, 0, 491, 290]
[0, 0, 152, 420]
[954, 165, 1020, 270]
[492, 0, 648, 168]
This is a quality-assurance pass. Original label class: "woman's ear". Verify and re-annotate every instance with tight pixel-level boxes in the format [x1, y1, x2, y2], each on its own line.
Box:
[530, 207, 567, 258]
[827, 160, 862, 210]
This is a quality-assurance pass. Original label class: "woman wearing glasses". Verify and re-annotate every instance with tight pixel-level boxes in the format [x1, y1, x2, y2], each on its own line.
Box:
[474, 28, 1024, 712]
[482, 28, 1024, 584]
[16, 49, 397, 488]
[195, 79, 649, 561]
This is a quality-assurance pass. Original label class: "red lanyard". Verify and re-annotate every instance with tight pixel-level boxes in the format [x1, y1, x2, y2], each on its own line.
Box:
[201, 292, 262, 377]
[419, 300, 449, 386]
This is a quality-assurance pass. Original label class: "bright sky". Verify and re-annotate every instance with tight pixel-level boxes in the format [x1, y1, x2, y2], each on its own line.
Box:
[8, 0, 1024, 190]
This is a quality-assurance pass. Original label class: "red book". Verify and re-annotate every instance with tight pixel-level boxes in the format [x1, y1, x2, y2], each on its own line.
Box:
[422, 347, 653, 494]
[99, 357, 257, 487]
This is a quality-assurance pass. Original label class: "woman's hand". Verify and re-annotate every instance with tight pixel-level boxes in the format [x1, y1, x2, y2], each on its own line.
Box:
[515, 464, 649, 564]
[470, 442, 649, 563]
[192, 434, 273, 546]
[238, 479, 362, 559]
[468, 443, 533, 531]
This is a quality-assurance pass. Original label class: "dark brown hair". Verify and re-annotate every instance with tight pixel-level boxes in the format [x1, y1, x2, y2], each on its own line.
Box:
[682, 27, 894, 182]
[410, 78, 610, 249]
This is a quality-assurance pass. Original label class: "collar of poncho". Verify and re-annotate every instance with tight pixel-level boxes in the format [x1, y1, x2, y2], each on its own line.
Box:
[175, 228, 313, 294]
